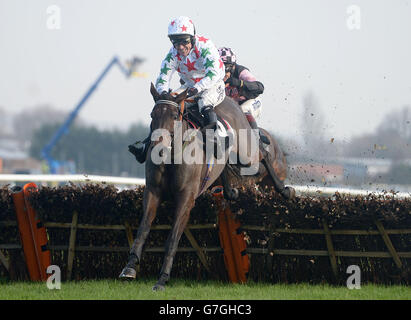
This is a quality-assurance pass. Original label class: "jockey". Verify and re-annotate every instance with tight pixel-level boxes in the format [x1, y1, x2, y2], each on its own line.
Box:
[129, 16, 226, 163]
[218, 47, 270, 145]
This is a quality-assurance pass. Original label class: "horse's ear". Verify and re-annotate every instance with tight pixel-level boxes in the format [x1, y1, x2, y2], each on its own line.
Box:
[150, 83, 160, 102]
[174, 89, 188, 104]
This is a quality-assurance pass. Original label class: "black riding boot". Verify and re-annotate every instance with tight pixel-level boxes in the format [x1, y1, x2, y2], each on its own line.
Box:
[245, 113, 270, 145]
[201, 106, 229, 158]
[128, 134, 150, 164]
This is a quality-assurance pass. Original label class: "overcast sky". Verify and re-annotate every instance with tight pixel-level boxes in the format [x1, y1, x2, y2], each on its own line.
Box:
[1, 0, 410, 143]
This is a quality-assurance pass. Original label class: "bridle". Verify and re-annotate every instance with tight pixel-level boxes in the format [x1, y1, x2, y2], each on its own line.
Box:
[154, 98, 189, 121]
[154, 99, 180, 108]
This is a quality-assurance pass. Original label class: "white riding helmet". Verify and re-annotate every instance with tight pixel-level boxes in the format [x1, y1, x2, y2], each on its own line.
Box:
[168, 16, 196, 40]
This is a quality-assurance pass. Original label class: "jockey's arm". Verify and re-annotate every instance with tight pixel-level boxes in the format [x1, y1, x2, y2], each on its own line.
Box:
[155, 48, 178, 94]
[192, 39, 225, 93]
[237, 68, 264, 99]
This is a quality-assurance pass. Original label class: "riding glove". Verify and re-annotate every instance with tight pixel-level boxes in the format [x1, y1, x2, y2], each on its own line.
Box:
[226, 77, 243, 88]
[187, 87, 199, 97]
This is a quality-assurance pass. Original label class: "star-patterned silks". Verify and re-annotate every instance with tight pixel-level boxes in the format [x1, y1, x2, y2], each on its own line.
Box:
[184, 58, 197, 72]
[161, 65, 171, 75]
[155, 34, 225, 93]
[201, 48, 210, 58]
[191, 77, 203, 83]
[206, 70, 215, 79]
[193, 46, 200, 59]
[165, 53, 173, 63]
[197, 36, 208, 43]
[204, 58, 214, 69]
[156, 77, 166, 85]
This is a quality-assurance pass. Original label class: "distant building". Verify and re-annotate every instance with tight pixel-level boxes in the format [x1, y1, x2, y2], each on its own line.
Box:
[0, 138, 42, 174]
[288, 157, 395, 186]
[289, 163, 344, 184]
[334, 157, 392, 177]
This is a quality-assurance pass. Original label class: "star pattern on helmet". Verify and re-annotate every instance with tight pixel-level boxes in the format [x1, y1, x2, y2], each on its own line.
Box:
[171, 20, 175, 26]
[184, 58, 197, 72]
[204, 58, 214, 69]
[181, 25, 187, 32]
[201, 48, 210, 58]
[198, 36, 208, 43]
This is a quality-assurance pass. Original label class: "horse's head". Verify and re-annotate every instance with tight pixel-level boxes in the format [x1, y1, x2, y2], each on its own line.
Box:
[150, 83, 188, 134]
[148, 83, 188, 162]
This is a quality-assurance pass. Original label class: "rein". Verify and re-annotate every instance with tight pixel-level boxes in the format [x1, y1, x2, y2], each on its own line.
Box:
[154, 99, 191, 123]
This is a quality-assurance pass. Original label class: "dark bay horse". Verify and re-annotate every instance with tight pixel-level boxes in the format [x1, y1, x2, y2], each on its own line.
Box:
[119, 83, 293, 290]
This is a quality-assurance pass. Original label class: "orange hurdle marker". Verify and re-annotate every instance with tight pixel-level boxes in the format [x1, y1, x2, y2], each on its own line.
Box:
[11, 183, 51, 281]
[212, 186, 250, 283]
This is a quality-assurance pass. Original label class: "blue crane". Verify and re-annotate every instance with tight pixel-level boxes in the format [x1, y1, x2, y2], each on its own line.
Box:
[41, 55, 144, 174]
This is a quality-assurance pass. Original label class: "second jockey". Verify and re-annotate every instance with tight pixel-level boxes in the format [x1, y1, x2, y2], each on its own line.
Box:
[218, 47, 270, 145]
[129, 16, 226, 163]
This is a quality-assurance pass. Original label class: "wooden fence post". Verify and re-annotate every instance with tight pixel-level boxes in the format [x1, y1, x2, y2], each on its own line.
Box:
[375, 220, 403, 269]
[184, 228, 212, 275]
[0, 250, 10, 272]
[265, 225, 276, 275]
[322, 219, 338, 279]
[67, 211, 79, 280]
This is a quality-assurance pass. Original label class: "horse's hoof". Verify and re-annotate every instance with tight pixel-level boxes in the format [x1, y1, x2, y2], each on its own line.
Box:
[224, 188, 239, 200]
[152, 283, 165, 291]
[119, 267, 136, 280]
[283, 187, 296, 200]
[259, 134, 271, 145]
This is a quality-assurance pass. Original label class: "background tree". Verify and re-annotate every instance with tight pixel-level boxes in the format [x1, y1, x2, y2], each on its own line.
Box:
[299, 91, 331, 159]
[30, 122, 149, 177]
[345, 105, 411, 160]
[12, 105, 82, 150]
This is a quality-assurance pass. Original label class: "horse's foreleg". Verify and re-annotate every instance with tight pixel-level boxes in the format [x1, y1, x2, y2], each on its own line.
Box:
[119, 189, 161, 279]
[221, 167, 239, 200]
[152, 192, 195, 291]
[260, 147, 295, 200]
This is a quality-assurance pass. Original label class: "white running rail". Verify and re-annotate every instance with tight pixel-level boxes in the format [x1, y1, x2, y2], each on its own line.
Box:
[0, 174, 409, 198]
[0, 174, 145, 186]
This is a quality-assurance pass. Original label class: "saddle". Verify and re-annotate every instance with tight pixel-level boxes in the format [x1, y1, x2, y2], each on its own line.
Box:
[181, 100, 233, 159]
[182, 101, 231, 133]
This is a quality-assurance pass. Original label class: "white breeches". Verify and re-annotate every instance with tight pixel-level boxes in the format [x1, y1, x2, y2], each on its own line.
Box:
[240, 96, 262, 119]
[175, 80, 226, 112]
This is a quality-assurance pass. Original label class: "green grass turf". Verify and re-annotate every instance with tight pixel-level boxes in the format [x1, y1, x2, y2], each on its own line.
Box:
[0, 279, 410, 300]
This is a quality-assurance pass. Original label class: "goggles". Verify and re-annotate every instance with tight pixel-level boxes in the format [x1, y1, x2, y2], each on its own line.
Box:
[171, 37, 191, 47]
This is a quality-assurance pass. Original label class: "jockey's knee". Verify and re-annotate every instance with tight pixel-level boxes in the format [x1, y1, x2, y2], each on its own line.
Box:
[241, 96, 262, 119]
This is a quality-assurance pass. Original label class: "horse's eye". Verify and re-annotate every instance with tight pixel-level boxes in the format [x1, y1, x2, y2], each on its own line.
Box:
[173, 114, 178, 120]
